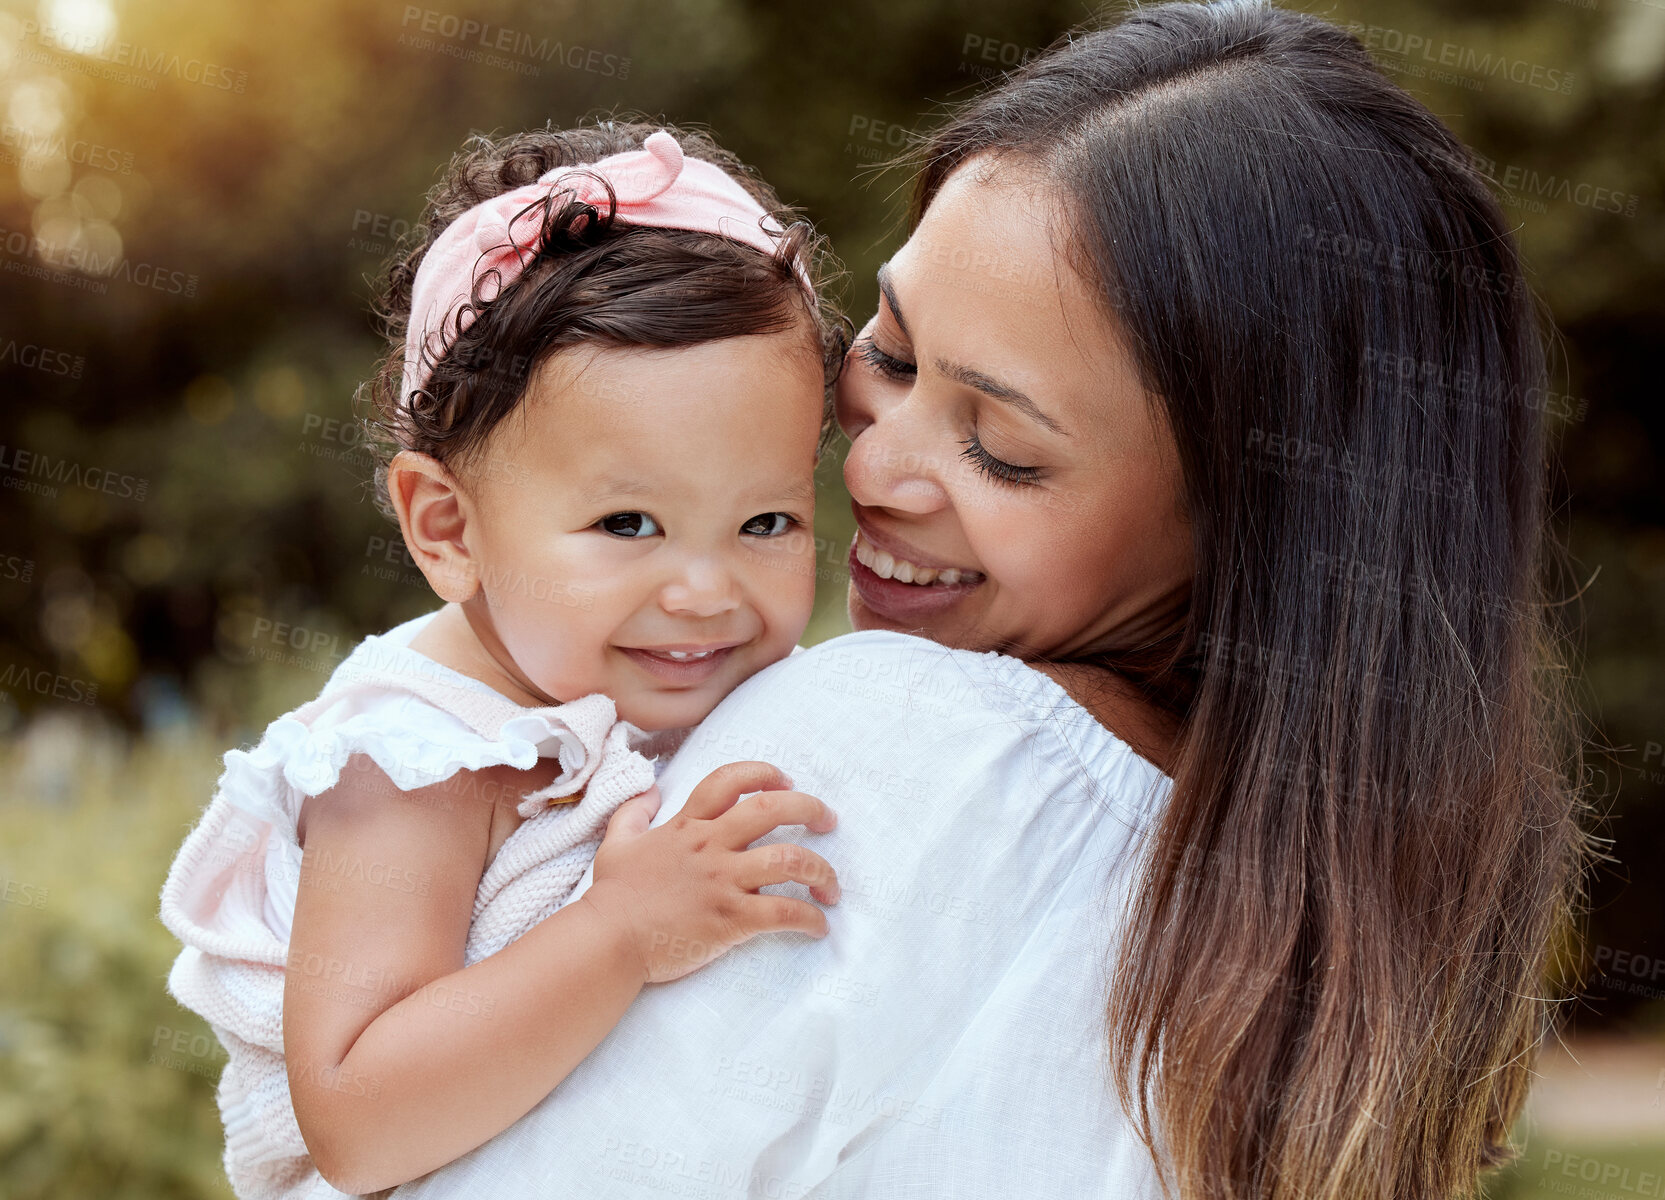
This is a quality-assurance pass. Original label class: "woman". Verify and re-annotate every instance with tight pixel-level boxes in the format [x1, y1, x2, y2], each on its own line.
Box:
[395, 1, 1585, 1196]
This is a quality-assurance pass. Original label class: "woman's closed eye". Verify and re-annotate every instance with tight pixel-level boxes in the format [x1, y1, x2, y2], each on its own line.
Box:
[596, 512, 661, 538]
[740, 512, 798, 537]
[855, 334, 1040, 485]
[854, 336, 916, 382]
[960, 433, 1042, 486]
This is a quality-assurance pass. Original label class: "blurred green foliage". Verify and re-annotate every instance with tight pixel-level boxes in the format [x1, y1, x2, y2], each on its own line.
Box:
[0, 722, 233, 1198]
[1, 0, 1662, 1194]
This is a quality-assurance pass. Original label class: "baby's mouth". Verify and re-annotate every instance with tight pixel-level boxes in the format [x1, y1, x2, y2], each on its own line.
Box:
[616, 641, 744, 684]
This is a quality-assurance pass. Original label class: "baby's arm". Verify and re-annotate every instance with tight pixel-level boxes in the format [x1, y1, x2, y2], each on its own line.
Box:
[284, 757, 838, 1195]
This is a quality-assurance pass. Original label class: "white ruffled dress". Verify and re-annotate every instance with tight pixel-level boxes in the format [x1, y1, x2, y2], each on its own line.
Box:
[158, 610, 660, 1200]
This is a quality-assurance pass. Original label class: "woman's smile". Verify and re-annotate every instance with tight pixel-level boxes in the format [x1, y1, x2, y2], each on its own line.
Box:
[846, 520, 986, 624]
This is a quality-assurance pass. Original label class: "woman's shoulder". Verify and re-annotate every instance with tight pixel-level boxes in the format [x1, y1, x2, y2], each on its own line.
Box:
[750, 630, 1149, 733]
[704, 629, 1170, 817]
[773, 628, 1076, 717]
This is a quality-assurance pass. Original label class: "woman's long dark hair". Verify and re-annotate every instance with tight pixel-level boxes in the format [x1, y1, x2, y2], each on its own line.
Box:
[909, 2, 1589, 1195]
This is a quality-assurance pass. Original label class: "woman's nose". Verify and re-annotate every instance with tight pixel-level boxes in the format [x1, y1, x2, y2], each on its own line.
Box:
[659, 558, 741, 619]
[837, 373, 950, 515]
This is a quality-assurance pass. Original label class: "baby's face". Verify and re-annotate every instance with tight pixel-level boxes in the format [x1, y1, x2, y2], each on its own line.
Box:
[459, 327, 824, 730]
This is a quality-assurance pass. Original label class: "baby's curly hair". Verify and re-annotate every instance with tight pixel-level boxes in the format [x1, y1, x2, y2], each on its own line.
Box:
[356, 117, 849, 521]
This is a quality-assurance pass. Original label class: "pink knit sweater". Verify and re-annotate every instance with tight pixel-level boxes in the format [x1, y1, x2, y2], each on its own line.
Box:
[158, 617, 659, 1199]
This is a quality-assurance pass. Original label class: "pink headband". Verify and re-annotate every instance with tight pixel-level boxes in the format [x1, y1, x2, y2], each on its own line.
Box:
[399, 129, 814, 409]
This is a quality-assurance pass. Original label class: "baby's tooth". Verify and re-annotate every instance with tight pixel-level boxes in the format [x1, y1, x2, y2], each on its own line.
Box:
[913, 567, 938, 584]
[938, 568, 961, 585]
[873, 550, 896, 578]
[894, 561, 916, 584]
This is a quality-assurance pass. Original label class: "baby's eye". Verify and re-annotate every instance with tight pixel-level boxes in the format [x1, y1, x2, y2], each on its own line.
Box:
[597, 512, 661, 538]
[740, 512, 795, 537]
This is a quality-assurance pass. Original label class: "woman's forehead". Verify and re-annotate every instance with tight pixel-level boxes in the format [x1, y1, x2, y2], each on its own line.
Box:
[887, 163, 1145, 444]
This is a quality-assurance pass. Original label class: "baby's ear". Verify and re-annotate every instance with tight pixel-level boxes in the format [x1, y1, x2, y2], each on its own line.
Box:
[386, 450, 479, 603]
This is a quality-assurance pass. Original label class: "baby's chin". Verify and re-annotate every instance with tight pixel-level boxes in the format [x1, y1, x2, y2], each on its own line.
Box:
[608, 642, 804, 732]
[613, 692, 719, 733]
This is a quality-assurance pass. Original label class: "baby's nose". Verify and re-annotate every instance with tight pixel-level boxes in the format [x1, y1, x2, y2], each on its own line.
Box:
[659, 559, 740, 617]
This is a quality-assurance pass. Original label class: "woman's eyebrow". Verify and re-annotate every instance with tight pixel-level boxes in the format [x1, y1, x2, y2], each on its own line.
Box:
[875, 262, 911, 341]
[876, 262, 1068, 438]
[935, 361, 1067, 436]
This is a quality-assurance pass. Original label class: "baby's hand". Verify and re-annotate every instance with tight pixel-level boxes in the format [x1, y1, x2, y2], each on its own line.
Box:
[581, 761, 840, 984]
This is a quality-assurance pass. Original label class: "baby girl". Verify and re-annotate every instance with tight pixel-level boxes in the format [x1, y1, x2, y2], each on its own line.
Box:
[161, 121, 846, 1198]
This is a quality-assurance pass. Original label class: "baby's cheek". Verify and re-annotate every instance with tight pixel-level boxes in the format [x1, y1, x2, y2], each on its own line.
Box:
[504, 602, 609, 700]
[777, 554, 819, 642]
[740, 538, 817, 629]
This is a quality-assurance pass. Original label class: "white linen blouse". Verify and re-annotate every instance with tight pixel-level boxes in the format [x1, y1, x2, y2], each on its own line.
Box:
[393, 628, 1171, 1199]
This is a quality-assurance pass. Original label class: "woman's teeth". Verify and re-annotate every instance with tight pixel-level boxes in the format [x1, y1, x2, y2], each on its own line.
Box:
[854, 534, 976, 586]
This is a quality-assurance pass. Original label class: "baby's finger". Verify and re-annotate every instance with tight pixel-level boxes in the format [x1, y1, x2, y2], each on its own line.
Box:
[734, 842, 840, 905]
[737, 893, 831, 940]
[600, 786, 659, 844]
[630, 783, 662, 821]
[680, 761, 793, 823]
[717, 790, 837, 849]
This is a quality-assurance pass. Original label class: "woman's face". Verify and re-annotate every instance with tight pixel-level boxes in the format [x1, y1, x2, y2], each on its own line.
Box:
[835, 154, 1192, 660]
